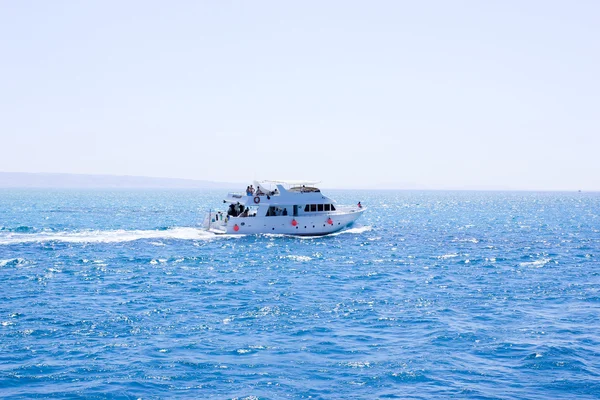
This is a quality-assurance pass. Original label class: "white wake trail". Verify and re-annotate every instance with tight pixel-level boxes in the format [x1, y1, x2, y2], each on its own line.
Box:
[329, 225, 373, 236]
[0, 227, 215, 245]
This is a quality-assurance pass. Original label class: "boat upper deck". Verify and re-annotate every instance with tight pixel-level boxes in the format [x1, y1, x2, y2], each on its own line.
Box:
[224, 180, 327, 206]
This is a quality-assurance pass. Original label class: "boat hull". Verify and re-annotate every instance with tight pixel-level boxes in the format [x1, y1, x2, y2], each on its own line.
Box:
[206, 209, 364, 236]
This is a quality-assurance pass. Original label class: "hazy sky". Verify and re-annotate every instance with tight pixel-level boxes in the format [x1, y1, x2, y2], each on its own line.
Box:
[1, 1, 598, 190]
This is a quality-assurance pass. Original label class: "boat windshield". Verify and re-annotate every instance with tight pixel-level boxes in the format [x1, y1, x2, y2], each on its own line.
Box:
[258, 180, 320, 192]
[288, 186, 320, 193]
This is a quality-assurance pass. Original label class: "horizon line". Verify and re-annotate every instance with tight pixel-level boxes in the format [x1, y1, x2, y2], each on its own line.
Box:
[0, 171, 596, 193]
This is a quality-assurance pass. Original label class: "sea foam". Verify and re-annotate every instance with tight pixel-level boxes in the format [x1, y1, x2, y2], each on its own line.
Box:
[0, 227, 214, 245]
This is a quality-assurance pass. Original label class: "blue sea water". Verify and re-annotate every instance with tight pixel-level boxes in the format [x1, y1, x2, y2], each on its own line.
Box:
[1, 189, 599, 399]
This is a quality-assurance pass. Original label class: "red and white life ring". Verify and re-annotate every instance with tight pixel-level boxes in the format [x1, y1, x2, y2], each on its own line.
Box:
[254, 196, 260, 204]
[233, 224, 240, 232]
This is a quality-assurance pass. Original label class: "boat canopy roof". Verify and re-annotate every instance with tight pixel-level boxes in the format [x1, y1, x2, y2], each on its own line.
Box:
[256, 180, 320, 189]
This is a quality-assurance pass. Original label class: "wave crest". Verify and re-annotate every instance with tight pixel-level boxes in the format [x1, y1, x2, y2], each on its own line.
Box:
[0, 258, 28, 267]
[0, 226, 36, 233]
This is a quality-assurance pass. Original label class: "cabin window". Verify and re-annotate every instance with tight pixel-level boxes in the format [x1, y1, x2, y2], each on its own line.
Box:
[318, 204, 324, 212]
[325, 204, 330, 211]
[310, 204, 317, 212]
[331, 204, 336, 211]
[304, 205, 309, 212]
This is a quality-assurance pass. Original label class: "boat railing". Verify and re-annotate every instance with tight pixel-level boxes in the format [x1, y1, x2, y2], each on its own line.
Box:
[329, 205, 365, 214]
[227, 191, 278, 198]
[228, 212, 257, 218]
[204, 209, 227, 230]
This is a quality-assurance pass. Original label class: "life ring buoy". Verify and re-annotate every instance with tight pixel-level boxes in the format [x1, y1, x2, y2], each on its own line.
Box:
[233, 224, 240, 232]
[254, 196, 260, 204]
[291, 219, 298, 226]
[327, 218, 333, 225]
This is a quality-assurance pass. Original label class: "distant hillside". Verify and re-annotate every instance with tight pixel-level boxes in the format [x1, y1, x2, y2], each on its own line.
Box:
[0, 172, 240, 189]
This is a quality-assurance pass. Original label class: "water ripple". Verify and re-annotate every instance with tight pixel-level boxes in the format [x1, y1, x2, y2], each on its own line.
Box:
[1, 190, 599, 398]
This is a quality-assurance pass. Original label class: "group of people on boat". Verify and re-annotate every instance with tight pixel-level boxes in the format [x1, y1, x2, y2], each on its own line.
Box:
[246, 184, 277, 197]
[213, 211, 225, 221]
[245, 185, 259, 196]
[227, 202, 254, 218]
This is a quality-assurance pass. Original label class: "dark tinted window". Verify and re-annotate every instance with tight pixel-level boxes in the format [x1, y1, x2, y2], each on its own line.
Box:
[310, 204, 317, 212]
[318, 204, 324, 212]
[304, 205, 309, 212]
[325, 204, 330, 211]
[331, 204, 336, 211]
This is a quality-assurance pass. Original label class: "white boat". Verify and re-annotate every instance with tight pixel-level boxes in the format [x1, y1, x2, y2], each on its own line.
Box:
[203, 180, 365, 236]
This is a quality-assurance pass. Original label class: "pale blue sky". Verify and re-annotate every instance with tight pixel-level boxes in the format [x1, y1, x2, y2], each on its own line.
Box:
[1, 1, 598, 190]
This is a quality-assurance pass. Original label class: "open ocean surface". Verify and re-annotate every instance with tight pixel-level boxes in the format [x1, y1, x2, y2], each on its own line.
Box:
[1, 189, 599, 399]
